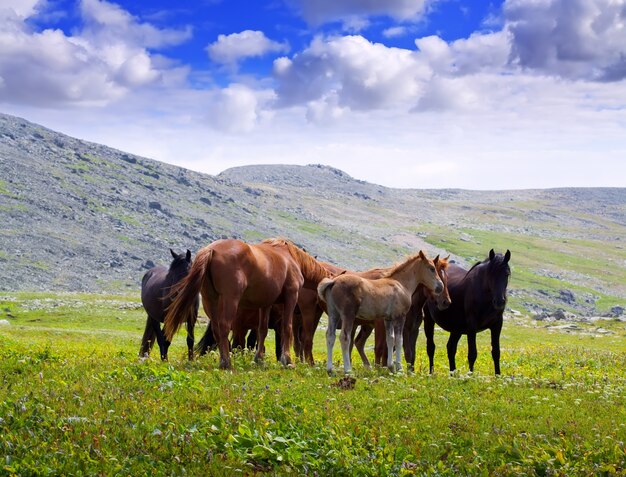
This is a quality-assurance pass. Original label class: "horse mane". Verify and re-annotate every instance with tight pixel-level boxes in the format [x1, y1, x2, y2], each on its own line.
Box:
[262, 237, 331, 280]
[383, 252, 425, 278]
[464, 252, 508, 279]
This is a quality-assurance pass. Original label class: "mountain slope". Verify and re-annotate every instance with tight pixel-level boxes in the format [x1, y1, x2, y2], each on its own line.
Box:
[1, 113, 624, 317]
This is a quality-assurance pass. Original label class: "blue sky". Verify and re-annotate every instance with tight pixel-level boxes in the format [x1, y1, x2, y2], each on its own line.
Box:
[1, 0, 625, 189]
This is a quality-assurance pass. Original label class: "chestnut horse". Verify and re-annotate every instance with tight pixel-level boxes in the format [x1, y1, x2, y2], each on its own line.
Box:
[424, 249, 511, 375]
[318, 251, 443, 374]
[352, 255, 451, 371]
[164, 238, 330, 369]
[139, 249, 198, 361]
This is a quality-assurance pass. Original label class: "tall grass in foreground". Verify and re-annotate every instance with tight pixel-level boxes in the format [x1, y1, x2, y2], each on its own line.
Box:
[0, 294, 625, 476]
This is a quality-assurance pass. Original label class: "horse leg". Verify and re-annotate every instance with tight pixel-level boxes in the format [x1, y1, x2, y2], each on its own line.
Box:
[339, 314, 355, 375]
[139, 316, 156, 357]
[150, 317, 169, 361]
[424, 313, 436, 374]
[196, 321, 216, 356]
[230, 318, 247, 352]
[393, 316, 405, 373]
[255, 307, 271, 363]
[373, 320, 386, 367]
[354, 324, 372, 369]
[326, 311, 339, 374]
[446, 332, 462, 373]
[186, 315, 196, 361]
[214, 297, 237, 370]
[403, 309, 422, 373]
[274, 325, 282, 362]
[300, 307, 321, 366]
[246, 329, 258, 350]
[383, 319, 395, 372]
[491, 320, 502, 375]
[467, 332, 477, 373]
[279, 294, 298, 367]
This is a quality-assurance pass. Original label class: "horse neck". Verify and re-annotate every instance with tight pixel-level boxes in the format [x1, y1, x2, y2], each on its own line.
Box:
[286, 243, 330, 289]
[387, 257, 424, 295]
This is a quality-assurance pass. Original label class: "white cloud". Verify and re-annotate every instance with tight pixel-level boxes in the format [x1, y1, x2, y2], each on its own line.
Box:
[206, 84, 275, 133]
[0, 0, 191, 107]
[383, 26, 408, 38]
[207, 30, 289, 67]
[273, 35, 430, 113]
[504, 0, 626, 81]
[0, 0, 41, 19]
[288, 0, 435, 25]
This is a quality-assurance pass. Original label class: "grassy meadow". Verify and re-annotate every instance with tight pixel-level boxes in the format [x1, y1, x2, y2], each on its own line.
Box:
[1, 293, 625, 476]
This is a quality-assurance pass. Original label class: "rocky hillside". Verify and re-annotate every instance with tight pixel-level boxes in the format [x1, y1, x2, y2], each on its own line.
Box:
[1, 113, 625, 318]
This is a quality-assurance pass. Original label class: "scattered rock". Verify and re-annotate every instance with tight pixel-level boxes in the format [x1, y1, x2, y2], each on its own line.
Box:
[333, 376, 356, 390]
[0, 319, 9, 326]
[559, 289, 576, 304]
[610, 305, 624, 316]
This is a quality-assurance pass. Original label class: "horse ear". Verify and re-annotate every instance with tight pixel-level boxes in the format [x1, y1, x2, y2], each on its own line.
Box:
[489, 249, 495, 261]
[504, 249, 511, 263]
[186, 249, 192, 262]
[433, 254, 440, 265]
[419, 250, 427, 260]
[170, 248, 177, 259]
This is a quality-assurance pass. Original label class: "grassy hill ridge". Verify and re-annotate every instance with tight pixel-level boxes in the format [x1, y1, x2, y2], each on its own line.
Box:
[1, 112, 624, 317]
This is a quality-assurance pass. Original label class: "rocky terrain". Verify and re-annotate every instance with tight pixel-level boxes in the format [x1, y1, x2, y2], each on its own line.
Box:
[1, 112, 625, 319]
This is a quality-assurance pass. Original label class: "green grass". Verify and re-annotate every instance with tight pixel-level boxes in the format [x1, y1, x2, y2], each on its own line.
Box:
[1, 294, 625, 476]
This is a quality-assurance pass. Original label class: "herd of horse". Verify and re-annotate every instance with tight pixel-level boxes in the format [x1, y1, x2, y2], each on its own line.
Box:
[140, 237, 511, 375]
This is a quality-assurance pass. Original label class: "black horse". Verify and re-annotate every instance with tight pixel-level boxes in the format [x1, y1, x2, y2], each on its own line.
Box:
[424, 249, 511, 375]
[140, 249, 198, 361]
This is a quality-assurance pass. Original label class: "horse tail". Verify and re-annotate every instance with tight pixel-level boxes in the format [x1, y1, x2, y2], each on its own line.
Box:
[164, 248, 213, 342]
[316, 277, 335, 305]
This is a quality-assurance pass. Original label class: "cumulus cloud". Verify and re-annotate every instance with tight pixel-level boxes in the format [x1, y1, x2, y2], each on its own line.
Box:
[206, 30, 289, 67]
[206, 84, 275, 133]
[0, 0, 191, 107]
[273, 35, 430, 115]
[287, 0, 435, 25]
[504, 0, 626, 81]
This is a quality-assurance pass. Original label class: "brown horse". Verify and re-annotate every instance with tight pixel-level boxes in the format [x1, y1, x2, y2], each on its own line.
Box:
[352, 255, 451, 370]
[164, 238, 330, 369]
[318, 251, 443, 374]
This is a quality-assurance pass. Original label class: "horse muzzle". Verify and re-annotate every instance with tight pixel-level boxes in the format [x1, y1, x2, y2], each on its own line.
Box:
[436, 296, 451, 310]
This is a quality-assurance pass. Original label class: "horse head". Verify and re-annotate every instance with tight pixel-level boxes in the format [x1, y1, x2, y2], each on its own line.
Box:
[169, 249, 193, 281]
[486, 249, 511, 311]
[432, 255, 452, 310]
[419, 250, 444, 295]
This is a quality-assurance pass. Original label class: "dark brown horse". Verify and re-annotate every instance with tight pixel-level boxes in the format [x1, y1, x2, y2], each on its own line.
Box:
[424, 249, 511, 375]
[164, 238, 330, 369]
[352, 255, 451, 371]
[140, 249, 198, 361]
[318, 251, 443, 374]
